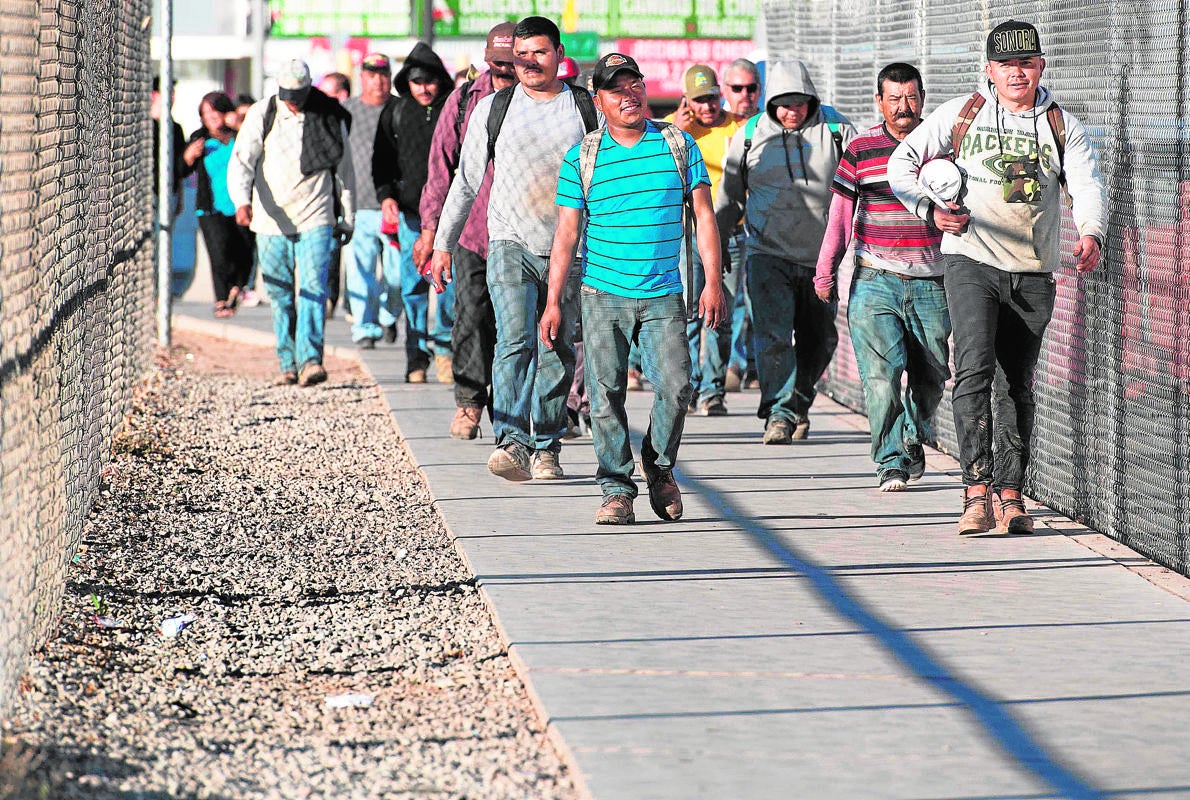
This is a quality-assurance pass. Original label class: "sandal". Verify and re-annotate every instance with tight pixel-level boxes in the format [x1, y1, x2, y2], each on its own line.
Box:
[226, 285, 241, 309]
[214, 301, 235, 319]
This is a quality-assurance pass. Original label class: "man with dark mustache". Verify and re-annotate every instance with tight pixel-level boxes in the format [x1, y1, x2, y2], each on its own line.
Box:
[815, 63, 950, 493]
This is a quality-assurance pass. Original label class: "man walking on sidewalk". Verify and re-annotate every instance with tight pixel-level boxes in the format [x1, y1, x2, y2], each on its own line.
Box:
[715, 60, 856, 445]
[816, 62, 951, 492]
[229, 59, 355, 387]
[431, 16, 601, 482]
[414, 23, 519, 440]
[888, 21, 1105, 533]
[540, 53, 726, 525]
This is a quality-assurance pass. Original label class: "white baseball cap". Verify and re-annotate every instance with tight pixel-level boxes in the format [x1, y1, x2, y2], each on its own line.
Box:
[918, 158, 964, 207]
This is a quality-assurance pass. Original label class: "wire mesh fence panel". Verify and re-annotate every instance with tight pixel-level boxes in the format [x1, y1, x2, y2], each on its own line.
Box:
[0, 0, 154, 712]
[761, 0, 1190, 574]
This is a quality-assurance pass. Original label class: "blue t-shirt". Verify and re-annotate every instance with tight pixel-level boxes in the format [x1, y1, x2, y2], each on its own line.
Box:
[200, 136, 237, 217]
[556, 123, 708, 299]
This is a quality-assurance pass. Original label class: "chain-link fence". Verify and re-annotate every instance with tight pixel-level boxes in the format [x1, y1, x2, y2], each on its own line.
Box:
[0, 0, 155, 712]
[762, 0, 1190, 574]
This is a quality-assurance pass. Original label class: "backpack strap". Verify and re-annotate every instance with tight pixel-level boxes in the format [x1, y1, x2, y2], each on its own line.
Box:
[456, 78, 474, 127]
[263, 95, 277, 141]
[1046, 102, 1067, 189]
[821, 105, 845, 161]
[740, 113, 761, 192]
[485, 86, 515, 165]
[578, 128, 603, 197]
[950, 92, 985, 158]
[569, 85, 600, 134]
[654, 120, 696, 319]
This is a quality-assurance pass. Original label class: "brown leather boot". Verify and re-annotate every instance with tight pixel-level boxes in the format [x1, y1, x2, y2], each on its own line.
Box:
[994, 488, 1034, 534]
[957, 485, 995, 535]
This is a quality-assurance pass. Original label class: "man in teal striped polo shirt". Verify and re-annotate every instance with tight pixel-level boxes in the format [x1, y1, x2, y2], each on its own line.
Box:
[540, 53, 728, 525]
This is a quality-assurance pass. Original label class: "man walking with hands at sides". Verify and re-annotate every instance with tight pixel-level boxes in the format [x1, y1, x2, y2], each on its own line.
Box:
[888, 20, 1105, 534]
[816, 63, 951, 493]
[540, 54, 726, 524]
[715, 60, 856, 445]
[229, 59, 355, 388]
[414, 23, 519, 441]
[431, 16, 601, 482]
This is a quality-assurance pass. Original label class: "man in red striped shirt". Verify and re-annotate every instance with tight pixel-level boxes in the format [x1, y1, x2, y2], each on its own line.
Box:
[815, 62, 951, 492]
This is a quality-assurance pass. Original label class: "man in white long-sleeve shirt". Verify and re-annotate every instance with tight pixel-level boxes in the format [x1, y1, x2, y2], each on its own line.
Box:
[430, 16, 601, 482]
[887, 20, 1105, 535]
[229, 59, 355, 387]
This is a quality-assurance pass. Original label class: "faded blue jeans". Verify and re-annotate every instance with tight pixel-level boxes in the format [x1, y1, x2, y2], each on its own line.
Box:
[581, 286, 693, 498]
[258, 225, 333, 372]
[746, 253, 839, 424]
[680, 240, 733, 404]
[379, 211, 432, 370]
[346, 209, 401, 344]
[847, 264, 952, 478]
[487, 240, 576, 451]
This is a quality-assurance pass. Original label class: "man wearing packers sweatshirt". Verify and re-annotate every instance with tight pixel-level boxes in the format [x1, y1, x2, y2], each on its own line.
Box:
[888, 20, 1106, 536]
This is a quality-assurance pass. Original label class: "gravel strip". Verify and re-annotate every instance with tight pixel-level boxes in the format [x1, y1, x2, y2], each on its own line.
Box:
[1, 331, 578, 800]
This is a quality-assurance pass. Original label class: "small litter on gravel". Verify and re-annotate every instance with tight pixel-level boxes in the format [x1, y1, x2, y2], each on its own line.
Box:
[325, 693, 374, 709]
[94, 616, 121, 629]
[159, 613, 197, 638]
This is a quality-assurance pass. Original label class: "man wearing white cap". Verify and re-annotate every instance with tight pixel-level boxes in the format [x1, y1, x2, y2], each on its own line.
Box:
[229, 59, 356, 387]
[816, 62, 950, 493]
[888, 21, 1106, 534]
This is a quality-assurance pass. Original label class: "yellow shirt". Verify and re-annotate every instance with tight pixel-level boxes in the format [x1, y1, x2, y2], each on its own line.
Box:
[660, 112, 743, 202]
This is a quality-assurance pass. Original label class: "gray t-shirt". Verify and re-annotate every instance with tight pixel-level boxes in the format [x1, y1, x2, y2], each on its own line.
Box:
[343, 97, 387, 211]
[435, 84, 602, 257]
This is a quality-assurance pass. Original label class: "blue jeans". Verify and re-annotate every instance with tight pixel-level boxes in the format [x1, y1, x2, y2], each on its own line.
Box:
[487, 240, 576, 451]
[346, 209, 401, 344]
[581, 286, 692, 497]
[847, 264, 952, 477]
[680, 241, 732, 403]
[747, 253, 839, 423]
[725, 234, 753, 373]
[258, 226, 333, 372]
[380, 211, 432, 370]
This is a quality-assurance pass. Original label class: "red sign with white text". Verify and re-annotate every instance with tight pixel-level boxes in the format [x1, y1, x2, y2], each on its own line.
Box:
[615, 38, 756, 99]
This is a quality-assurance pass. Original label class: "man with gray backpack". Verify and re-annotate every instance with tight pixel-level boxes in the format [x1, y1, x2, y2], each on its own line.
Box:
[539, 53, 727, 525]
[431, 15, 601, 483]
[715, 59, 856, 446]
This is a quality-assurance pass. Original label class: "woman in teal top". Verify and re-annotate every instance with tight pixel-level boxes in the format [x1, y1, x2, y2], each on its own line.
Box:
[183, 91, 254, 318]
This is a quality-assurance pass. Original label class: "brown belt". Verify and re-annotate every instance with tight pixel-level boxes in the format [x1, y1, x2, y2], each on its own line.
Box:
[855, 257, 942, 283]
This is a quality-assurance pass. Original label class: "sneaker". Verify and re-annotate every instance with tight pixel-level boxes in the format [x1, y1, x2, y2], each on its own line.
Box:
[239, 288, 262, 308]
[698, 397, 728, 417]
[906, 444, 926, 481]
[879, 469, 909, 492]
[744, 371, 760, 390]
[449, 406, 482, 440]
[957, 485, 995, 535]
[762, 417, 794, 445]
[725, 366, 742, 393]
[791, 416, 811, 440]
[407, 368, 428, 384]
[626, 369, 643, 391]
[641, 460, 683, 520]
[595, 494, 635, 525]
[487, 442, 532, 482]
[435, 355, 454, 384]
[273, 370, 298, 386]
[357, 337, 378, 350]
[382, 324, 398, 344]
[297, 362, 327, 387]
[531, 449, 565, 480]
[993, 488, 1034, 534]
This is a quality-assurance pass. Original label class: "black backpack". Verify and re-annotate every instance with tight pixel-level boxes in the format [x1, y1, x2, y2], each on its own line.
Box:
[484, 84, 600, 164]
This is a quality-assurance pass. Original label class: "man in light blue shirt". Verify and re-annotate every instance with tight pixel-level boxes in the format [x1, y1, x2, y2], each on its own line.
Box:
[540, 53, 727, 525]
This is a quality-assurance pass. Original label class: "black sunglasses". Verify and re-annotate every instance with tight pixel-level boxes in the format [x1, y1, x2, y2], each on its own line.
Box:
[728, 83, 759, 93]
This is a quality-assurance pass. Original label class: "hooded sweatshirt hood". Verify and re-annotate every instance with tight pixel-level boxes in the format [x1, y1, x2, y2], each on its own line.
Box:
[395, 42, 453, 100]
[765, 60, 820, 126]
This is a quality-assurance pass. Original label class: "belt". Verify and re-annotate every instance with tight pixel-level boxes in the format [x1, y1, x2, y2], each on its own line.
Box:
[855, 257, 943, 283]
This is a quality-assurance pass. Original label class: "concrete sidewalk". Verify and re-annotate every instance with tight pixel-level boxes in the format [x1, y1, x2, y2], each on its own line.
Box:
[177, 302, 1190, 800]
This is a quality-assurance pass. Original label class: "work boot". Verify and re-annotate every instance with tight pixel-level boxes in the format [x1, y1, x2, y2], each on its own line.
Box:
[641, 459, 682, 520]
[449, 406, 482, 440]
[531, 449, 565, 480]
[382, 324, 398, 344]
[698, 397, 728, 417]
[791, 415, 810, 440]
[595, 494, 635, 525]
[994, 488, 1034, 534]
[435, 355, 454, 384]
[297, 362, 327, 387]
[487, 442, 532, 482]
[957, 484, 995, 535]
[879, 469, 909, 493]
[762, 417, 793, 445]
[407, 367, 427, 384]
[273, 370, 298, 386]
[906, 443, 926, 481]
[725, 366, 742, 393]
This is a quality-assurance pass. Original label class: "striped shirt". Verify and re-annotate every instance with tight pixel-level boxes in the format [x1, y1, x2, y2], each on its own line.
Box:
[556, 123, 708, 299]
[831, 123, 943, 276]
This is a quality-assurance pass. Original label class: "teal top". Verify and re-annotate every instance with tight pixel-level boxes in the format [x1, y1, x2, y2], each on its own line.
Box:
[200, 136, 237, 217]
[556, 122, 707, 299]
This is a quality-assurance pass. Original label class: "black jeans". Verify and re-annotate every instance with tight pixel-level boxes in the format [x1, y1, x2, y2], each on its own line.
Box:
[945, 255, 1056, 490]
[198, 214, 254, 302]
[451, 245, 496, 409]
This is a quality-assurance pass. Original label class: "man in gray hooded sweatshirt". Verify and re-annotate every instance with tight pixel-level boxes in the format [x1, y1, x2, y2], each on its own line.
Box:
[716, 60, 856, 444]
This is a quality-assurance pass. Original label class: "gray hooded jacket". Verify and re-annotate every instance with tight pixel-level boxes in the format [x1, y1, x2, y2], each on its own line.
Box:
[715, 60, 856, 265]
